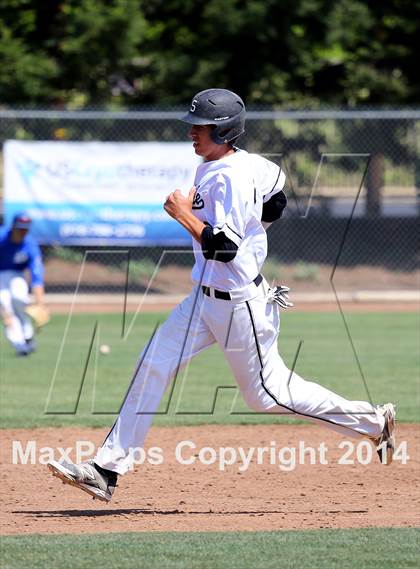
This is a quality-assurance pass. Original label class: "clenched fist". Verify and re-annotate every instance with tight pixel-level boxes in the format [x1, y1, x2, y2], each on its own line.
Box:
[164, 186, 196, 220]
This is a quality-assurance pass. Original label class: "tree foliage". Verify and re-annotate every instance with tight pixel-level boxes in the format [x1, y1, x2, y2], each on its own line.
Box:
[0, 0, 418, 107]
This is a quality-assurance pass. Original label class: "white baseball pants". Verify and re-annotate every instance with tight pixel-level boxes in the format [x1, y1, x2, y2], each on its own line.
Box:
[95, 281, 384, 475]
[0, 271, 34, 353]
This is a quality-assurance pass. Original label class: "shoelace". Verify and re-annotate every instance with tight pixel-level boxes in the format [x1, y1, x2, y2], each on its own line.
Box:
[267, 285, 294, 309]
[77, 462, 97, 481]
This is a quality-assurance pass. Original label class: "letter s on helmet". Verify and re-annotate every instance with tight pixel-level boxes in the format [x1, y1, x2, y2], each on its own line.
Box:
[180, 88, 246, 145]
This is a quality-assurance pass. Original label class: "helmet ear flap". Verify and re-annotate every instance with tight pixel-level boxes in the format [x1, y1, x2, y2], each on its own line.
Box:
[210, 126, 230, 144]
[211, 120, 245, 145]
[218, 128, 230, 140]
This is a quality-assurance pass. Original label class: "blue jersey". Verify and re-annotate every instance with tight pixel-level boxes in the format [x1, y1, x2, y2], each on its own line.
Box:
[0, 228, 44, 286]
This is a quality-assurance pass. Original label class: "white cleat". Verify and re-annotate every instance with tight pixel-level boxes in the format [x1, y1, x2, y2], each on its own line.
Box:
[373, 403, 396, 465]
[47, 459, 117, 502]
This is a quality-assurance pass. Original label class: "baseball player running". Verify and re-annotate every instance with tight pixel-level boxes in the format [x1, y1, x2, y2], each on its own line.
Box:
[48, 89, 396, 502]
[0, 213, 47, 356]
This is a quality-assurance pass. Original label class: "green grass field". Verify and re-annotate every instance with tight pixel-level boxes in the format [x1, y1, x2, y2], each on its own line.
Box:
[1, 528, 419, 569]
[0, 311, 418, 428]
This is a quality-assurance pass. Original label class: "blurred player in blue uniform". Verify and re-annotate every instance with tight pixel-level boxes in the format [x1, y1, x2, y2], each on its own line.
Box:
[0, 213, 46, 355]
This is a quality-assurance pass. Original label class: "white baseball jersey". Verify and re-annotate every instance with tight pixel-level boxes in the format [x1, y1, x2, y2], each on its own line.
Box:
[190, 149, 285, 290]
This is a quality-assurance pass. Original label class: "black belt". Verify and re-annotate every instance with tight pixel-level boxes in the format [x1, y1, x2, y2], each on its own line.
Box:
[202, 274, 263, 300]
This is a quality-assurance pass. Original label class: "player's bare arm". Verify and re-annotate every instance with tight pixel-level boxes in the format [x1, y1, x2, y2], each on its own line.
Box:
[32, 284, 45, 305]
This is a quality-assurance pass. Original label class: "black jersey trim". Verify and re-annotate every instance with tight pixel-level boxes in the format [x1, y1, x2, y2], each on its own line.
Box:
[225, 223, 243, 240]
[268, 168, 282, 195]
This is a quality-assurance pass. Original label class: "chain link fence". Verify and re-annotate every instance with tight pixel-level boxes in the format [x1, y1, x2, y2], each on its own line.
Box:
[1, 109, 418, 296]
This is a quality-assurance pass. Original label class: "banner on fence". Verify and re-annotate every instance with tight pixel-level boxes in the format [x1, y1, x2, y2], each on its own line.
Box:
[4, 140, 201, 245]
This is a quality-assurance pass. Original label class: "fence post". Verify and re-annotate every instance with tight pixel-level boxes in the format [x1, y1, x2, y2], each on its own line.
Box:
[365, 153, 384, 217]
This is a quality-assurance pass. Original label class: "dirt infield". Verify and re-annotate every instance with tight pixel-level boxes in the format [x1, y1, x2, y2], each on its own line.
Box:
[1, 424, 419, 535]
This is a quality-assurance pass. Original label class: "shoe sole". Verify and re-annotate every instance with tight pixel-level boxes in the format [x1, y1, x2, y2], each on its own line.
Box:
[377, 404, 396, 465]
[47, 461, 111, 503]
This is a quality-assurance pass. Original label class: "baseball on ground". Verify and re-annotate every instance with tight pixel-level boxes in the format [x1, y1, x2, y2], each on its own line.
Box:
[99, 344, 111, 355]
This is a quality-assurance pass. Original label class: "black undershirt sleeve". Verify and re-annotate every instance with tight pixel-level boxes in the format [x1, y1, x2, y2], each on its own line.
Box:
[261, 189, 287, 223]
[201, 225, 238, 263]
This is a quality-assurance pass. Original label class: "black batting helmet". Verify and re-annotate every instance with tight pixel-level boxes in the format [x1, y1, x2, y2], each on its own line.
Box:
[180, 88, 246, 145]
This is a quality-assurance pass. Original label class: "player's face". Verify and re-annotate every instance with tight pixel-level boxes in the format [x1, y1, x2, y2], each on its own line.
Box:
[188, 124, 220, 161]
[11, 228, 29, 243]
